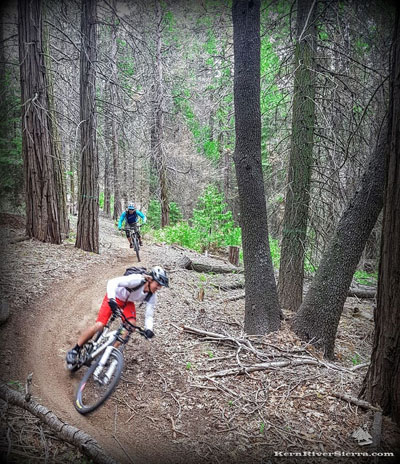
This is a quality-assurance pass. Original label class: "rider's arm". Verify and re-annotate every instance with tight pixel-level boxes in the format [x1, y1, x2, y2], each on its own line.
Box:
[137, 210, 146, 224]
[144, 296, 157, 331]
[106, 274, 144, 300]
[117, 211, 126, 229]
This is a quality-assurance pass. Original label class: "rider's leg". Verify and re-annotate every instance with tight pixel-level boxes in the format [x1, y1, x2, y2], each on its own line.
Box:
[77, 321, 105, 347]
[126, 229, 133, 248]
[66, 294, 111, 365]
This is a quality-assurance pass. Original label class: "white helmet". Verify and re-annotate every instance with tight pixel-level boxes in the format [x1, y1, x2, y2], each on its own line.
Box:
[151, 266, 169, 287]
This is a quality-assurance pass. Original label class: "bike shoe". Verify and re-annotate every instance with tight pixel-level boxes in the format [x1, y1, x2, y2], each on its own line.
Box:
[66, 348, 78, 365]
[129, 243, 133, 248]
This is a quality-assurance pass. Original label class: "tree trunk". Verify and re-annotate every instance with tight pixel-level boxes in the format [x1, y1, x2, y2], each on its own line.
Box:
[43, 18, 69, 238]
[292, 123, 388, 359]
[278, 0, 317, 312]
[361, 7, 400, 426]
[232, 0, 281, 335]
[110, 1, 122, 221]
[153, 0, 169, 227]
[18, 0, 62, 244]
[104, 147, 111, 215]
[75, 0, 99, 253]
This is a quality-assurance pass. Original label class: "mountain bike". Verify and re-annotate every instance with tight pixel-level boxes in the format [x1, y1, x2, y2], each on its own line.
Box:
[70, 308, 148, 414]
[123, 225, 141, 262]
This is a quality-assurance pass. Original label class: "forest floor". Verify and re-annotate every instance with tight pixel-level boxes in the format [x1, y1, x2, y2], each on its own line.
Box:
[0, 212, 399, 464]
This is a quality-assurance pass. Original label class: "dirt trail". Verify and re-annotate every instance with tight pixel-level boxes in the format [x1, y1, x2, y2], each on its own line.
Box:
[4, 244, 189, 464]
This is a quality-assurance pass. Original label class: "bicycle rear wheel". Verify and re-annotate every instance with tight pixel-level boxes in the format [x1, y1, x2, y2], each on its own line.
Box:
[74, 347, 124, 414]
[133, 235, 140, 261]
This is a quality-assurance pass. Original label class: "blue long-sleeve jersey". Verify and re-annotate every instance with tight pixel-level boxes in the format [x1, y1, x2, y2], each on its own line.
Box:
[118, 209, 146, 229]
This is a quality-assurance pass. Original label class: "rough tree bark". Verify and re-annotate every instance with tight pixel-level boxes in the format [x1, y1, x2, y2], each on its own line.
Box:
[0, 383, 116, 464]
[292, 122, 388, 359]
[110, 0, 122, 220]
[18, 0, 63, 244]
[153, 0, 169, 227]
[232, 0, 281, 335]
[43, 19, 69, 238]
[361, 7, 400, 426]
[75, 0, 99, 253]
[278, 0, 317, 312]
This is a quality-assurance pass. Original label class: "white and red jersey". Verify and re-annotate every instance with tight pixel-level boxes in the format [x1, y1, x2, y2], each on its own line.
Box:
[106, 274, 157, 331]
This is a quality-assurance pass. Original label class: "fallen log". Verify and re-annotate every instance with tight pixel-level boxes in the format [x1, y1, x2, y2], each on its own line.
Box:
[0, 382, 117, 464]
[347, 288, 376, 299]
[179, 255, 243, 274]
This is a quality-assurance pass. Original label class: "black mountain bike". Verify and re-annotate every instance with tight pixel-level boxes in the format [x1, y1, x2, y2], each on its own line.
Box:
[71, 308, 148, 414]
[123, 225, 141, 261]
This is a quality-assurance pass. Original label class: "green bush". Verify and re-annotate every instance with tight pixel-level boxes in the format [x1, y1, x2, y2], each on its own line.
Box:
[192, 185, 237, 251]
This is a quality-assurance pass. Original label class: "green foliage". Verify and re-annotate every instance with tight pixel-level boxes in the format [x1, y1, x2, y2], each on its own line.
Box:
[353, 270, 377, 286]
[152, 186, 241, 253]
[351, 352, 362, 366]
[317, 24, 329, 41]
[304, 255, 317, 275]
[260, 422, 265, 434]
[186, 361, 192, 370]
[259, 8, 289, 172]
[169, 201, 183, 225]
[146, 199, 182, 230]
[269, 237, 281, 270]
[0, 72, 23, 207]
[146, 199, 162, 230]
[192, 186, 239, 250]
[154, 220, 202, 251]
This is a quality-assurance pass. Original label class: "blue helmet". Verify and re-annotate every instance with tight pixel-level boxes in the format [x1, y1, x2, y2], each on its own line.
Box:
[127, 204, 136, 211]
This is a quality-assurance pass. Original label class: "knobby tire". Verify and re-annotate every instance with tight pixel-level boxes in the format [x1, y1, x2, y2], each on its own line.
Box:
[133, 235, 140, 262]
[74, 347, 124, 414]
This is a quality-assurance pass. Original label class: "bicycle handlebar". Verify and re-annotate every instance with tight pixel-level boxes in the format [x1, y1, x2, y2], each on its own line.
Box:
[112, 308, 148, 338]
[121, 224, 142, 230]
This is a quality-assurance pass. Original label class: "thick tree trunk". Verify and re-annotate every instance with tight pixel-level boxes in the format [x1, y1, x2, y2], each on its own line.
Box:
[292, 124, 388, 359]
[278, 0, 317, 312]
[361, 8, 400, 426]
[18, 0, 62, 244]
[75, 0, 99, 253]
[43, 20, 69, 238]
[232, 0, 281, 335]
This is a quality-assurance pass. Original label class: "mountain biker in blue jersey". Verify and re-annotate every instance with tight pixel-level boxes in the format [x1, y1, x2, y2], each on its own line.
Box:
[118, 203, 146, 247]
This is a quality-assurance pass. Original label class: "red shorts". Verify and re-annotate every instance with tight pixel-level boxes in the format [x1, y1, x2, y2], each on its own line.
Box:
[96, 295, 136, 325]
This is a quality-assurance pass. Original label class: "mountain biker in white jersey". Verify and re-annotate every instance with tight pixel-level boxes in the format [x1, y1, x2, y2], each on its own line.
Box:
[66, 266, 169, 368]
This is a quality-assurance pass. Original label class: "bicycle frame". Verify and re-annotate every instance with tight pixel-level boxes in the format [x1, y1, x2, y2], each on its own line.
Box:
[73, 310, 147, 414]
[77, 311, 146, 374]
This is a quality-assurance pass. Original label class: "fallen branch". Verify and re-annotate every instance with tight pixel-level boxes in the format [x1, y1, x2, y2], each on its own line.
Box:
[201, 358, 320, 378]
[182, 325, 355, 378]
[330, 392, 381, 411]
[0, 382, 117, 464]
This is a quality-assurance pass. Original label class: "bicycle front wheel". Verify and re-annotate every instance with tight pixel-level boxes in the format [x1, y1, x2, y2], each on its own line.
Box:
[74, 347, 124, 414]
[133, 235, 140, 261]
